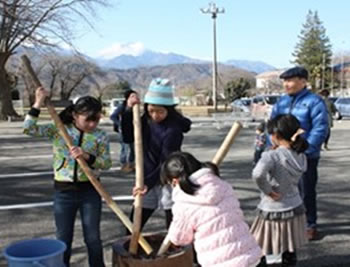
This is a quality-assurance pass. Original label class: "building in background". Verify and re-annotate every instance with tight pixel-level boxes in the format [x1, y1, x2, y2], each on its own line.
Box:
[256, 70, 285, 94]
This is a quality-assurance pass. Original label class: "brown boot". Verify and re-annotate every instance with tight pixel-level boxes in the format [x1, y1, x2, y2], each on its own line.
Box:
[306, 228, 318, 241]
[128, 162, 135, 171]
[121, 164, 130, 173]
[121, 163, 134, 173]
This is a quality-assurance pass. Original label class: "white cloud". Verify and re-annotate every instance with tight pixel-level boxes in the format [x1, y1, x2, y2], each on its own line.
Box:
[96, 42, 145, 59]
[59, 42, 73, 50]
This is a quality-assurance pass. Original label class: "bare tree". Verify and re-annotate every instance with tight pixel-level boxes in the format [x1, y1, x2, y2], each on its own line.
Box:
[53, 55, 94, 100]
[17, 57, 49, 106]
[87, 67, 118, 100]
[0, 0, 109, 119]
[88, 71, 109, 100]
[266, 77, 283, 94]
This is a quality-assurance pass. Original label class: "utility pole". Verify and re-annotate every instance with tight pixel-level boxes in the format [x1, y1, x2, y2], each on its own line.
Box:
[330, 56, 334, 95]
[321, 53, 326, 90]
[340, 41, 345, 96]
[201, 2, 224, 111]
[341, 51, 344, 96]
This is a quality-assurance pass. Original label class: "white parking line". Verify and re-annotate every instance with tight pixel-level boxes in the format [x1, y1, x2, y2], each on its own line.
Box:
[0, 195, 134, 210]
[0, 171, 54, 178]
[0, 167, 121, 179]
[0, 134, 31, 139]
[0, 144, 52, 150]
[0, 155, 52, 160]
[0, 151, 115, 161]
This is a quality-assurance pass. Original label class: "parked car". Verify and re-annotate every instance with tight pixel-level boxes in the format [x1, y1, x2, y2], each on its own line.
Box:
[231, 98, 251, 113]
[109, 97, 124, 115]
[251, 95, 280, 120]
[329, 96, 338, 104]
[334, 97, 350, 120]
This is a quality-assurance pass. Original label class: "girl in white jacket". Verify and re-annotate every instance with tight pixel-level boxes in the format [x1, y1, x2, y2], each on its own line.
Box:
[160, 152, 263, 267]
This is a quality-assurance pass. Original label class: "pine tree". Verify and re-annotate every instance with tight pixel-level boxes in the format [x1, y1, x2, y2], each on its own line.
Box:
[292, 10, 332, 90]
[224, 78, 251, 101]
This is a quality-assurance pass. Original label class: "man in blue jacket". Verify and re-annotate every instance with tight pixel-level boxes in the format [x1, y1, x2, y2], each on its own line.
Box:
[271, 66, 328, 240]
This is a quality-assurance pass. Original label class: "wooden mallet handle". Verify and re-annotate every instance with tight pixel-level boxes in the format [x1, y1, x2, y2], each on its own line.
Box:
[157, 234, 171, 256]
[212, 121, 242, 166]
[129, 104, 145, 254]
[21, 55, 153, 255]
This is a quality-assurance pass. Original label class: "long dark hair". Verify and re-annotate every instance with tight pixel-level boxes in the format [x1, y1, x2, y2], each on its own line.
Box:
[122, 89, 137, 107]
[267, 114, 309, 153]
[59, 96, 102, 125]
[160, 152, 219, 195]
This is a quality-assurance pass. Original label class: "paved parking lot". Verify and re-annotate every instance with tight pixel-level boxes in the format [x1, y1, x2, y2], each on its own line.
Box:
[0, 118, 350, 266]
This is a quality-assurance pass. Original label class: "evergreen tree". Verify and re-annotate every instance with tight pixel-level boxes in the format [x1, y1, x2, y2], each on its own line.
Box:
[292, 10, 332, 90]
[224, 77, 251, 102]
[101, 80, 132, 100]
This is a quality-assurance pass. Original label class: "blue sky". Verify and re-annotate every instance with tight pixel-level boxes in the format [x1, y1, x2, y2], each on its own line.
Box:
[74, 0, 350, 69]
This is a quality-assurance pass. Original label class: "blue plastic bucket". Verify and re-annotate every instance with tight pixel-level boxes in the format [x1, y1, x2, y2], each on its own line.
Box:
[3, 238, 66, 267]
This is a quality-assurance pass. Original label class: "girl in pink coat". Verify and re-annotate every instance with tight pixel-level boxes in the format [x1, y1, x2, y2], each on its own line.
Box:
[160, 152, 264, 267]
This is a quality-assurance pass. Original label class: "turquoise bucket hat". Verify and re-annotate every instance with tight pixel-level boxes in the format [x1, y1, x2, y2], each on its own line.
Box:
[144, 78, 177, 106]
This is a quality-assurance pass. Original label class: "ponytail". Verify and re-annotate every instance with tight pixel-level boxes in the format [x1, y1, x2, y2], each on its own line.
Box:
[202, 162, 220, 177]
[291, 135, 308, 153]
[160, 152, 201, 195]
[59, 104, 75, 124]
[58, 96, 102, 125]
[268, 114, 309, 154]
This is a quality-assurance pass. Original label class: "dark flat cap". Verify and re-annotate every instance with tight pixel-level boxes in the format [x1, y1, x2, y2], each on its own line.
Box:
[280, 66, 308, 80]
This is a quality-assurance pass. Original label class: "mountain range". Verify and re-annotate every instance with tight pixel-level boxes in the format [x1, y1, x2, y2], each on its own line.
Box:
[12, 46, 273, 102]
[95, 50, 276, 74]
[106, 63, 256, 92]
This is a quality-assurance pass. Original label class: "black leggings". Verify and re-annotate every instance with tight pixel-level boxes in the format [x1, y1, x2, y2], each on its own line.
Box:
[126, 207, 173, 234]
[324, 128, 331, 146]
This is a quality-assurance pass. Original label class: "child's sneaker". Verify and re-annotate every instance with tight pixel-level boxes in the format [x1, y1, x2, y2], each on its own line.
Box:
[282, 251, 297, 267]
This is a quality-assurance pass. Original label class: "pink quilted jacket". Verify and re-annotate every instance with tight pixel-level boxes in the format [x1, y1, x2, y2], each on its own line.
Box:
[168, 168, 262, 267]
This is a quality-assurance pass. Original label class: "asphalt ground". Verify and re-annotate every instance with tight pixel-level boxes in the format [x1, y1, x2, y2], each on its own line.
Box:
[0, 117, 350, 267]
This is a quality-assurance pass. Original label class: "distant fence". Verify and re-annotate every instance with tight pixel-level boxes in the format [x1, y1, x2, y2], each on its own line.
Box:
[211, 111, 258, 129]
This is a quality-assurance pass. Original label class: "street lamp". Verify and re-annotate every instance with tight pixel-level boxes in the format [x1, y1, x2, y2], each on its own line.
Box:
[201, 2, 224, 111]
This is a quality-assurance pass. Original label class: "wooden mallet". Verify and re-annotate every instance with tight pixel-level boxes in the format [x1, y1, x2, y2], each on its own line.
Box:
[157, 121, 243, 256]
[21, 55, 153, 255]
[128, 103, 145, 255]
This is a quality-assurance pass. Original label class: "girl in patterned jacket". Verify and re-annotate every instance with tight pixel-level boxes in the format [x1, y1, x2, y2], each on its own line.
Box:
[24, 87, 111, 267]
[160, 151, 263, 267]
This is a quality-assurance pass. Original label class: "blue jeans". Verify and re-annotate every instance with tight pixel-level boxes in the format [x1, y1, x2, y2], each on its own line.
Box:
[54, 188, 105, 267]
[299, 157, 319, 229]
[120, 142, 135, 165]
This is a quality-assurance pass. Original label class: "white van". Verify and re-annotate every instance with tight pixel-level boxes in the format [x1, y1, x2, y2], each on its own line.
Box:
[109, 98, 124, 115]
[251, 95, 280, 121]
